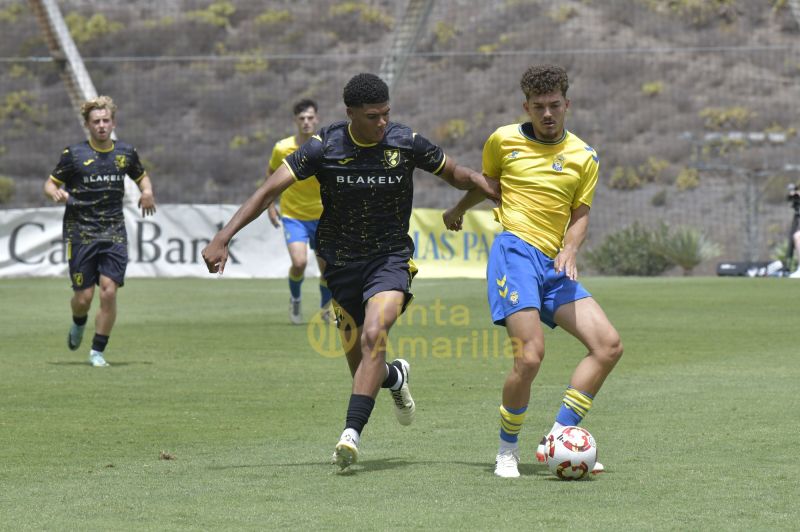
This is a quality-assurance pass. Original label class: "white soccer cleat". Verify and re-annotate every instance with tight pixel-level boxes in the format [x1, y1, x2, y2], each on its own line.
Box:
[289, 297, 302, 325]
[89, 350, 109, 367]
[591, 461, 605, 474]
[332, 433, 359, 470]
[389, 359, 415, 426]
[494, 447, 521, 478]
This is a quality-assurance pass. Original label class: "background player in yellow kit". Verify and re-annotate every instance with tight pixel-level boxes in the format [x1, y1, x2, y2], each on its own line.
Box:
[266, 99, 332, 324]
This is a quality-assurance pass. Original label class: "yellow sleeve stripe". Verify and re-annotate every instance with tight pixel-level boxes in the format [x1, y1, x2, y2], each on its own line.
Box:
[133, 172, 146, 183]
[282, 160, 300, 181]
[432, 154, 447, 175]
[49, 175, 64, 185]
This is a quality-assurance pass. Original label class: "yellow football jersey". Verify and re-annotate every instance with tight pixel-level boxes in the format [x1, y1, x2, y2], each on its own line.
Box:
[268, 135, 322, 220]
[482, 124, 599, 258]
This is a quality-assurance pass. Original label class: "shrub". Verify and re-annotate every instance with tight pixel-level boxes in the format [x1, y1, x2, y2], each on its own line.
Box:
[654, 226, 722, 276]
[255, 9, 291, 25]
[608, 166, 642, 190]
[187, 1, 236, 28]
[641, 81, 664, 96]
[433, 21, 456, 46]
[638, 157, 669, 183]
[0, 175, 15, 204]
[585, 222, 675, 276]
[675, 168, 700, 190]
[699, 106, 753, 130]
[65, 12, 123, 43]
[650, 189, 668, 207]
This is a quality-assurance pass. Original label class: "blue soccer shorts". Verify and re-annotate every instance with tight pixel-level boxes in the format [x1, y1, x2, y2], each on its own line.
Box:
[67, 240, 127, 290]
[282, 217, 319, 250]
[486, 231, 591, 328]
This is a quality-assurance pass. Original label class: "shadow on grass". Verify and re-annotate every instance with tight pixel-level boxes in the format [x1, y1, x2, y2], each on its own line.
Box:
[208, 458, 555, 477]
[46, 361, 153, 367]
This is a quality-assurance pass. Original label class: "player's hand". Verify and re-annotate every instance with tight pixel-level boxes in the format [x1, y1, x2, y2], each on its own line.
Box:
[442, 207, 464, 231]
[201, 236, 229, 274]
[267, 205, 281, 228]
[50, 189, 70, 204]
[139, 192, 156, 217]
[554, 247, 579, 280]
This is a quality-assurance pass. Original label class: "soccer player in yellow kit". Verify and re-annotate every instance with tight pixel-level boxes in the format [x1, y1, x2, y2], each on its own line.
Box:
[443, 65, 623, 478]
[266, 99, 332, 324]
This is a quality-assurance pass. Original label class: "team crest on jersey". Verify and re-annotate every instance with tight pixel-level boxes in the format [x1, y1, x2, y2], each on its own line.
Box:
[384, 149, 400, 168]
[509, 291, 519, 305]
[504, 150, 519, 160]
[552, 154, 565, 172]
[72, 273, 83, 286]
[115, 155, 127, 170]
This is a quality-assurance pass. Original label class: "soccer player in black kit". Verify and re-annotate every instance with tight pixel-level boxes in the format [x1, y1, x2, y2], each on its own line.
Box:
[44, 96, 156, 367]
[202, 73, 499, 470]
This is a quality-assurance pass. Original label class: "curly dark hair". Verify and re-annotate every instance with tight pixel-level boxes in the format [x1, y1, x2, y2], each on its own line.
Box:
[342, 73, 389, 108]
[520, 65, 569, 99]
[292, 99, 317, 116]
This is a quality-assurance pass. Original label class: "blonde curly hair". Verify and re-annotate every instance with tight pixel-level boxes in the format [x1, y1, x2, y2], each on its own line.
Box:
[80, 95, 117, 122]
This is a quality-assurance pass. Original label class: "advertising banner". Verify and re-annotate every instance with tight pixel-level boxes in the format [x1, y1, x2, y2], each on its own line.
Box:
[0, 206, 498, 279]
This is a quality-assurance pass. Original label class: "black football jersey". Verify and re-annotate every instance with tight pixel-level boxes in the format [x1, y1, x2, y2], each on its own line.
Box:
[284, 121, 446, 264]
[50, 140, 145, 244]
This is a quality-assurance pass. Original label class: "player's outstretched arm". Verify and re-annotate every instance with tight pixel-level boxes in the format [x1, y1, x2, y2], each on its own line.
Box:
[202, 165, 295, 274]
[442, 186, 494, 232]
[437, 157, 501, 200]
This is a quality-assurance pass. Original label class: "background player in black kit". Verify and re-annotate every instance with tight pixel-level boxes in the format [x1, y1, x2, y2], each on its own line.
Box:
[202, 73, 499, 470]
[44, 95, 156, 367]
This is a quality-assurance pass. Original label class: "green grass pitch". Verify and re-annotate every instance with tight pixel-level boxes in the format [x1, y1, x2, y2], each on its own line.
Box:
[1, 276, 797, 530]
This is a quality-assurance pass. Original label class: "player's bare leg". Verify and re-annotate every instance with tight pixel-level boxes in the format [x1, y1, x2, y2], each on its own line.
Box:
[494, 309, 545, 478]
[88, 275, 118, 367]
[535, 297, 623, 472]
[287, 241, 308, 324]
[333, 291, 409, 470]
[68, 286, 94, 351]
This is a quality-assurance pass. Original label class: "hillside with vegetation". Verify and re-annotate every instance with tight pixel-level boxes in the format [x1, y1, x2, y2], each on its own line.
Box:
[1, 0, 799, 270]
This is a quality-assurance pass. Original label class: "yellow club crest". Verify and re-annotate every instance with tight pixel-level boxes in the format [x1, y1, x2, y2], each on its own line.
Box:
[115, 154, 127, 170]
[72, 273, 83, 286]
[384, 149, 400, 168]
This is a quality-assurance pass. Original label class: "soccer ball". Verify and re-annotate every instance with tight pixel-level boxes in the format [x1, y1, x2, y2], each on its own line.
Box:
[545, 426, 597, 480]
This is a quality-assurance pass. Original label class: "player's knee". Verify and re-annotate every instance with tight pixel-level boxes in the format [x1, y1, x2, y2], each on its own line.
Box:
[290, 258, 307, 272]
[360, 324, 389, 354]
[600, 333, 623, 367]
[513, 343, 544, 380]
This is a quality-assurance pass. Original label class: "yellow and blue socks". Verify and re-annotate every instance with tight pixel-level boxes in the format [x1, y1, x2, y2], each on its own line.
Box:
[289, 272, 304, 300]
[552, 386, 594, 430]
[499, 404, 528, 446]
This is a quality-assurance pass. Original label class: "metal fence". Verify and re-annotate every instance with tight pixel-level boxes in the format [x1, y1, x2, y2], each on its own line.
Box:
[1, 0, 799, 269]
